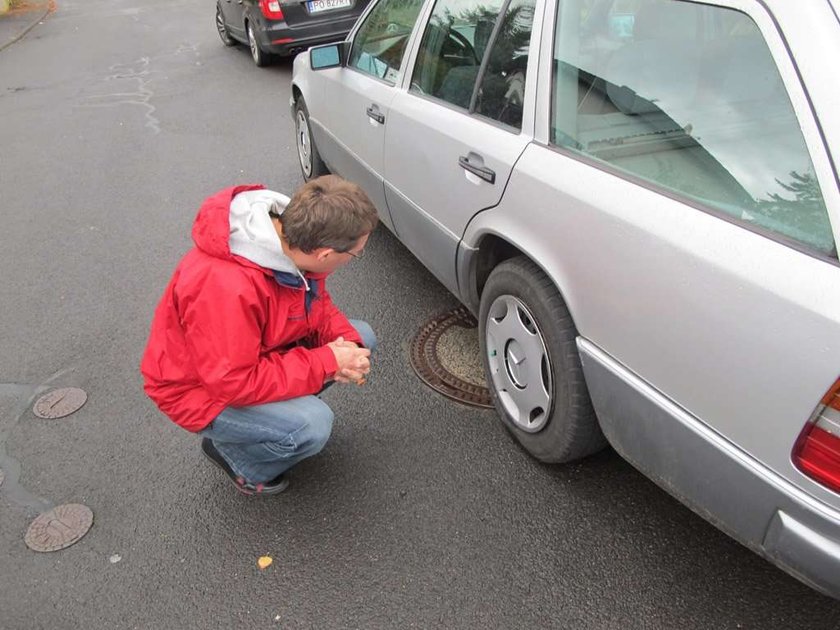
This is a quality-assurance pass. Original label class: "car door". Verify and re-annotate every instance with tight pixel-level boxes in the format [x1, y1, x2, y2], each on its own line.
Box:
[381, 0, 539, 295]
[315, 0, 426, 231]
[220, 0, 246, 39]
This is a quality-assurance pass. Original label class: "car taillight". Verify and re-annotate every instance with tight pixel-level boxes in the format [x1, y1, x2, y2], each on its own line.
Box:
[259, 0, 284, 20]
[793, 378, 840, 493]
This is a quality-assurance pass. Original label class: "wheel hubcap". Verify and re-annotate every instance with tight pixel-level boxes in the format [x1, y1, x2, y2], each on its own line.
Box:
[248, 24, 259, 62]
[485, 295, 552, 433]
[216, 10, 226, 39]
[296, 110, 312, 177]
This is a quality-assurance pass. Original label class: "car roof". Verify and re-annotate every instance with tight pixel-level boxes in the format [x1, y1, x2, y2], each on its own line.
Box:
[828, 0, 840, 22]
[748, 0, 839, 22]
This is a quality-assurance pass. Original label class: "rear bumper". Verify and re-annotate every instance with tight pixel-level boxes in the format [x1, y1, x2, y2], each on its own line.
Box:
[763, 507, 840, 596]
[257, 14, 358, 56]
[578, 338, 840, 599]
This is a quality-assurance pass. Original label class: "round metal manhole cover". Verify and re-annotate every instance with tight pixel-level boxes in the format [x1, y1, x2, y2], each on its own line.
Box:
[24, 504, 94, 552]
[410, 306, 493, 408]
[33, 388, 88, 419]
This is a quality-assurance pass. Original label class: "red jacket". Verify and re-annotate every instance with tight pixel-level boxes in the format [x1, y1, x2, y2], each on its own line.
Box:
[140, 185, 363, 432]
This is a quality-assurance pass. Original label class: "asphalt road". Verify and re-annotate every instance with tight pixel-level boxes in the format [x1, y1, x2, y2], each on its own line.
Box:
[1, 0, 839, 628]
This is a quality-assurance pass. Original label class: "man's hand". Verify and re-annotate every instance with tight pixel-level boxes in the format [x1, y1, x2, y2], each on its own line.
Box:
[327, 337, 371, 385]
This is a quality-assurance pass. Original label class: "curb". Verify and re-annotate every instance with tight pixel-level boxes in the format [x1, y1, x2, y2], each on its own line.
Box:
[0, 2, 51, 52]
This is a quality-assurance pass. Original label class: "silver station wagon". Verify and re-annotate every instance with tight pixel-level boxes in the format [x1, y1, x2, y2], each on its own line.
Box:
[291, 0, 840, 598]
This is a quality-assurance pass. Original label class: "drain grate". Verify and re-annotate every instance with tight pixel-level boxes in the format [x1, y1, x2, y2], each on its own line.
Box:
[32, 388, 87, 419]
[24, 504, 94, 552]
[410, 306, 493, 409]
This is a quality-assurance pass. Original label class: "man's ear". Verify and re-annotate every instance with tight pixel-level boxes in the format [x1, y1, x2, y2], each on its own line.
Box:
[316, 247, 334, 261]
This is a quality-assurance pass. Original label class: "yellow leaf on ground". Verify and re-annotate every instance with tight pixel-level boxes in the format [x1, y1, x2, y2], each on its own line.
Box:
[257, 556, 273, 570]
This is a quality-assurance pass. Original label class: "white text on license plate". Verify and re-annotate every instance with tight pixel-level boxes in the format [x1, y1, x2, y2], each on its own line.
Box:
[307, 0, 352, 13]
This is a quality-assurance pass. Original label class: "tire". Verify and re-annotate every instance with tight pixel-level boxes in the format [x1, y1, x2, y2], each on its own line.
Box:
[294, 97, 329, 181]
[247, 21, 271, 67]
[216, 4, 237, 47]
[478, 256, 607, 463]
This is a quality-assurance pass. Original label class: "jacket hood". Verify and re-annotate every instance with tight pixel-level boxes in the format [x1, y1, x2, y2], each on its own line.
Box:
[191, 185, 299, 276]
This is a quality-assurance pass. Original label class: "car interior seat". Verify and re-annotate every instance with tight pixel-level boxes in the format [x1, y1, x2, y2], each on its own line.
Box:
[438, 16, 497, 108]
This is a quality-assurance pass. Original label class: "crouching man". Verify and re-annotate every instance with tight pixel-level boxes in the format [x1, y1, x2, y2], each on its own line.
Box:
[141, 175, 378, 495]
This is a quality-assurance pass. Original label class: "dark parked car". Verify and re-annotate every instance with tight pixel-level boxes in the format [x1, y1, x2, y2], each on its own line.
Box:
[215, 0, 371, 66]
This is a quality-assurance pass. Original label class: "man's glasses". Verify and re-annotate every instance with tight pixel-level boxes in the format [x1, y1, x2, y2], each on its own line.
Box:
[340, 247, 365, 260]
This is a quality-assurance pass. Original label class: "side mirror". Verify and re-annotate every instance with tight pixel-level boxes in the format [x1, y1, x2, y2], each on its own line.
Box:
[310, 41, 350, 70]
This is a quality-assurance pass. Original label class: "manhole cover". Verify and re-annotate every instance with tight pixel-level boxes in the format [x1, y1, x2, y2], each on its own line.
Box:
[33, 388, 87, 419]
[410, 306, 493, 408]
[24, 504, 94, 552]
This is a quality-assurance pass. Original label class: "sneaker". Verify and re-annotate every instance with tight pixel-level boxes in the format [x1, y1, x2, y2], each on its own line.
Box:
[201, 438, 289, 496]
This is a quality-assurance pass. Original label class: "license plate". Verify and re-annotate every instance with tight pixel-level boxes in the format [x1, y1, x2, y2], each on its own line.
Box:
[307, 0, 352, 13]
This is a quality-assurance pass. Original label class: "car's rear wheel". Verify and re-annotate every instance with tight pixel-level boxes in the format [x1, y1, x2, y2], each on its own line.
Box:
[216, 4, 237, 47]
[294, 97, 328, 181]
[478, 256, 607, 463]
[247, 21, 271, 67]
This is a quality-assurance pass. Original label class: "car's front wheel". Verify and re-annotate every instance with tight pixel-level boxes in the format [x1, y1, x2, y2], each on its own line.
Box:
[478, 256, 607, 463]
[247, 21, 271, 67]
[216, 4, 237, 47]
[294, 97, 328, 181]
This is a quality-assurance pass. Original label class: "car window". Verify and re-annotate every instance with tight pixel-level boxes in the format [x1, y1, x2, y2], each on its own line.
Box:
[349, 0, 425, 84]
[473, 0, 536, 129]
[409, 0, 506, 107]
[551, 0, 835, 257]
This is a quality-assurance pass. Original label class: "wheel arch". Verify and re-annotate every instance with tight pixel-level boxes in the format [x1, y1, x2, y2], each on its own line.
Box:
[470, 233, 524, 307]
[291, 84, 303, 113]
[464, 229, 578, 328]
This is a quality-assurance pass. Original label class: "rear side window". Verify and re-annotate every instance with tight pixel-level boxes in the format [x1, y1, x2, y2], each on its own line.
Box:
[474, 0, 536, 129]
[550, 0, 835, 256]
[410, 0, 536, 130]
[349, 0, 425, 83]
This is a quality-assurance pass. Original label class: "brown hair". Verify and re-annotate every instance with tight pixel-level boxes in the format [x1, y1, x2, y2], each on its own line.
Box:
[278, 175, 378, 253]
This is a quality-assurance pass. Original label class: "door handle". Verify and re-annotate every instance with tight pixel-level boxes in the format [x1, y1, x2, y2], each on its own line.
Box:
[458, 155, 495, 184]
[366, 105, 385, 124]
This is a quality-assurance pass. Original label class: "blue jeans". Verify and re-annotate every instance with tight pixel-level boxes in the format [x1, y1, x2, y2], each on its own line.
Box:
[200, 320, 376, 484]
